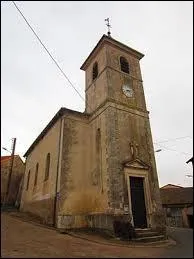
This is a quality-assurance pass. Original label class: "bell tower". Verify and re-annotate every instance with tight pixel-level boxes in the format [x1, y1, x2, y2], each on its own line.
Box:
[80, 34, 165, 233]
[80, 34, 147, 114]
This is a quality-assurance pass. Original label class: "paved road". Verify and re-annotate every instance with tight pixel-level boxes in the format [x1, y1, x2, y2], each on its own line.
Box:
[1, 213, 193, 258]
[164, 227, 193, 258]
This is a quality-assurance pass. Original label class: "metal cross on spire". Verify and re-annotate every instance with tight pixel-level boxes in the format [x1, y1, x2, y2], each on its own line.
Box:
[105, 18, 111, 37]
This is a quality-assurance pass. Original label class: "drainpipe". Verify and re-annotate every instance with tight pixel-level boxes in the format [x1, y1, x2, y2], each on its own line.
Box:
[53, 117, 63, 227]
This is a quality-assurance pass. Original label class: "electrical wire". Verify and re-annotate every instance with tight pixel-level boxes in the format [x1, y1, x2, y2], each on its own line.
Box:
[12, 1, 92, 110]
[154, 136, 192, 144]
[11, 2, 192, 159]
[154, 143, 191, 156]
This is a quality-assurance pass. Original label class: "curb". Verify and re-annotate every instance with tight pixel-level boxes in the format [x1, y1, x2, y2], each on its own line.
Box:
[5, 212, 177, 248]
[61, 231, 177, 248]
[6, 212, 56, 231]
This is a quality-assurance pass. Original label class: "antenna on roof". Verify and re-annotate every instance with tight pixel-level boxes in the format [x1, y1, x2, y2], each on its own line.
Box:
[105, 18, 111, 37]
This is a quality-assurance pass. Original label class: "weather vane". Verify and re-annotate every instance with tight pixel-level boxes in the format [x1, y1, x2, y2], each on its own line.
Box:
[105, 18, 111, 37]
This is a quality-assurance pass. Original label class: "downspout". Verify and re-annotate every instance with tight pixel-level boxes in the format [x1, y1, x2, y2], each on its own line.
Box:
[53, 117, 63, 227]
[19, 160, 27, 211]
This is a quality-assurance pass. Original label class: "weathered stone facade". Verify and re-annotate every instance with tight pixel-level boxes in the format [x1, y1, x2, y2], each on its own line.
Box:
[20, 118, 62, 225]
[20, 35, 165, 233]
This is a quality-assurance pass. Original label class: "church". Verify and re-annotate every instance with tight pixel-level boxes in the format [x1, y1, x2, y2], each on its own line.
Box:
[20, 32, 166, 235]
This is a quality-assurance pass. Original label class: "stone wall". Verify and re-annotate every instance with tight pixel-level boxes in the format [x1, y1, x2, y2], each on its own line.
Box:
[20, 118, 61, 224]
[58, 112, 109, 225]
[57, 213, 131, 234]
[57, 102, 165, 232]
[85, 46, 108, 113]
[105, 105, 150, 208]
[1, 156, 25, 205]
[104, 104, 165, 232]
[21, 197, 55, 225]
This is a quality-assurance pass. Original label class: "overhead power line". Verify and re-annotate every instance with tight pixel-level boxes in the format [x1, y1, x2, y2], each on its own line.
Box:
[154, 136, 192, 145]
[154, 136, 192, 156]
[154, 143, 191, 156]
[12, 1, 89, 109]
[10, 1, 194, 157]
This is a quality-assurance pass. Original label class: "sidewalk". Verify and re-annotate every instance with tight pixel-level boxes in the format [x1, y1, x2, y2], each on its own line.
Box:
[3, 210, 56, 231]
[6, 210, 176, 248]
[61, 229, 176, 248]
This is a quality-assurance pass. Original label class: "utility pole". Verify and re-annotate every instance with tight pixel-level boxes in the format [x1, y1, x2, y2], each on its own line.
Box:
[5, 138, 16, 205]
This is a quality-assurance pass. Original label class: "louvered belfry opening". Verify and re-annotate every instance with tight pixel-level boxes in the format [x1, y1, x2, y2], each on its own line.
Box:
[92, 62, 98, 80]
[120, 56, 129, 74]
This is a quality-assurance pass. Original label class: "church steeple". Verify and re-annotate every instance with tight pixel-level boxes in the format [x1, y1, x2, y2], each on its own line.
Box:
[80, 35, 144, 71]
[80, 35, 145, 114]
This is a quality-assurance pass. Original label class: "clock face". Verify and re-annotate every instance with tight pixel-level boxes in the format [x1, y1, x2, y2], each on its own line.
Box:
[122, 84, 133, 97]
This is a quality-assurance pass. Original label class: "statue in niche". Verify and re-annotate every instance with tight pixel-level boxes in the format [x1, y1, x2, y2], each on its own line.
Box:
[129, 141, 139, 159]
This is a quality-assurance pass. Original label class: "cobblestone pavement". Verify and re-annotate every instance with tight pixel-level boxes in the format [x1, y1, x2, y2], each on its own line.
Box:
[1, 212, 192, 258]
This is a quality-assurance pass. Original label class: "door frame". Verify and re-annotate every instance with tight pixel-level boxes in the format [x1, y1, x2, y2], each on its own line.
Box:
[124, 168, 152, 228]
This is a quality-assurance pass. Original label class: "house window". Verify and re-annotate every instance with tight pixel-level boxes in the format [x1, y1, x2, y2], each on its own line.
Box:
[45, 153, 50, 181]
[26, 170, 30, 190]
[92, 62, 98, 80]
[166, 208, 171, 217]
[34, 163, 39, 186]
[171, 207, 182, 216]
[120, 56, 129, 74]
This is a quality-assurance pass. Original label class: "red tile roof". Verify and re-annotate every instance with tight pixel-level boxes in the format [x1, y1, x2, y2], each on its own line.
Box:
[1, 155, 12, 162]
[161, 184, 183, 189]
[1, 155, 20, 163]
[160, 187, 193, 205]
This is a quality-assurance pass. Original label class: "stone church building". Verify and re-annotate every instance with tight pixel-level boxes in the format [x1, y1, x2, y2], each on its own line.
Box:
[20, 34, 165, 234]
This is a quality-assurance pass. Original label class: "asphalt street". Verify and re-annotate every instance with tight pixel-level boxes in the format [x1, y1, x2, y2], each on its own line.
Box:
[1, 213, 193, 258]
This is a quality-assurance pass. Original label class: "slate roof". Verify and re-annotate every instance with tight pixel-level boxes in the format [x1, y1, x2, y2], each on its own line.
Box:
[160, 187, 193, 205]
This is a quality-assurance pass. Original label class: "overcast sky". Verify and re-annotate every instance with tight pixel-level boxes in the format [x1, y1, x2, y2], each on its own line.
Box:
[1, 1, 193, 187]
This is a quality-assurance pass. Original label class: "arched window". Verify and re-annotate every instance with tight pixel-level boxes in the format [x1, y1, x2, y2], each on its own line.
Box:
[45, 153, 50, 181]
[96, 128, 101, 153]
[34, 163, 39, 186]
[92, 62, 98, 80]
[120, 56, 129, 74]
[26, 170, 30, 190]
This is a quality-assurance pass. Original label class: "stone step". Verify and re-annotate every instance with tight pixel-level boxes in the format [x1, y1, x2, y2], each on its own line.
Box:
[1, 205, 18, 212]
[132, 235, 166, 243]
[135, 228, 152, 231]
[136, 231, 159, 237]
[135, 228, 152, 233]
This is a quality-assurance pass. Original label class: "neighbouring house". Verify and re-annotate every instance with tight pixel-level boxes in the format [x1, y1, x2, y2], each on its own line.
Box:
[20, 33, 165, 235]
[1, 155, 25, 206]
[160, 184, 193, 228]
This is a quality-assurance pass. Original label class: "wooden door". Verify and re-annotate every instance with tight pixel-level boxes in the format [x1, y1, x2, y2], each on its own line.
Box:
[130, 176, 147, 228]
